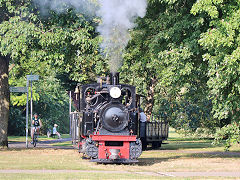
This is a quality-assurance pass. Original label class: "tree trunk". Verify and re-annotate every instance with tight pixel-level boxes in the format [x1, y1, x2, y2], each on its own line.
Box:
[144, 77, 157, 121]
[0, 55, 9, 148]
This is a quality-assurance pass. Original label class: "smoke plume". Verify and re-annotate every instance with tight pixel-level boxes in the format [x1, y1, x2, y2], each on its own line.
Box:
[33, 0, 148, 72]
[97, 0, 147, 72]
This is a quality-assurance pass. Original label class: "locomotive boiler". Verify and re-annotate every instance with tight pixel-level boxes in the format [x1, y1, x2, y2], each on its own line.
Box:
[74, 72, 142, 163]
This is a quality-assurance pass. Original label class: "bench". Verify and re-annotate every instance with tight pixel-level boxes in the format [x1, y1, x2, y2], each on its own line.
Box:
[50, 134, 57, 138]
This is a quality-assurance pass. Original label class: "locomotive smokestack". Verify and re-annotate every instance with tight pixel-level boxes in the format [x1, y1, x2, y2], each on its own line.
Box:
[110, 72, 119, 85]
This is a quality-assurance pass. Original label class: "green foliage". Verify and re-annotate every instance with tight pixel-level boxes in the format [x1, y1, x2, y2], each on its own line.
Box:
[121, 0, 211, 131]
[0, 1, 107, 135]
[8, 108, 25, 136]
[9, 64, 40, 106]
[0, 1, 107, 84]
[193, 128, 215, 139]
[2, 0, 240, 140]
[8, 62, 70, 134]
[191, 0, 240, 123]
[122, 0, 240, 135]
[33, 74, 70, 134]
[213, 122, 240, 151]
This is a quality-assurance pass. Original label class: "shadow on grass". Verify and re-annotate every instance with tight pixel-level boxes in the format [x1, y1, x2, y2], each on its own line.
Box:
[38, 138, 72, 145]
[0, 147, 75, 152]
[142, 141, 218, 151]
[2, 138, 74, 151]
[8, 138, 71, 145]
[52, 142, 72, 147]
[160, 142, 218, 150]
[154, 136, 222, 150]
[168, 138, 214, 142]
[185, 151, 240, 158]
[137, 151, 240, 166]
[137, 156, 182, 166]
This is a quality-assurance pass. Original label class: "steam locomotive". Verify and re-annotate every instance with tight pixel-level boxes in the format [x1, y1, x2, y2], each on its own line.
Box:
[71, 72, 168, 163]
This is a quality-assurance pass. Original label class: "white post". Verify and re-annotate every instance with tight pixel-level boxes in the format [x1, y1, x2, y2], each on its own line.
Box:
[26, 80, 29, 148]
[30, 80, 33, 122]
[69, 91, 72, 135]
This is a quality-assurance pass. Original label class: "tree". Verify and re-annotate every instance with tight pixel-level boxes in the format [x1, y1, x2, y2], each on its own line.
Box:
[121, 0, 211, 130]
[0, 0, 28, 148]
[0, 56, 10, 147]
[0, 1, 105, 140]
[191, 0, 240, 124]
[191, 0, 240, 148]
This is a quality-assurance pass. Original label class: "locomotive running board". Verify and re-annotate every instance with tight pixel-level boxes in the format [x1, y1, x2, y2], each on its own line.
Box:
[90, 135, 137, 141]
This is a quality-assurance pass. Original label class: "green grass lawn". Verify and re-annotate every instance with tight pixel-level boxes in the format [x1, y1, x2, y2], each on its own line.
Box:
[2, 128, 240, 179]
[0, 172, 163, 180]
[162, 128, 217, 150]
[162, 128, 240, 152]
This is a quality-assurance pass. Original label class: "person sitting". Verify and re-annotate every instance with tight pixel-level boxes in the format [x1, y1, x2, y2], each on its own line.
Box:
[53, 124, 61, 139]
[31, 113, 42, 143]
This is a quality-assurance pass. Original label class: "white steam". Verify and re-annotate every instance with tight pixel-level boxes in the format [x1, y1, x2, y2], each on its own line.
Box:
[97, 0, 147, 72]
[33, 0, 148, 72]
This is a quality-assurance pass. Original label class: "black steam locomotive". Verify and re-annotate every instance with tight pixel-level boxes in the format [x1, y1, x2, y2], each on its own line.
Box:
[71, 72, 168, 163]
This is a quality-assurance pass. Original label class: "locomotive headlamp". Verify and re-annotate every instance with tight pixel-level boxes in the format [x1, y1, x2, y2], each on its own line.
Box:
[110, 87, 121, 99]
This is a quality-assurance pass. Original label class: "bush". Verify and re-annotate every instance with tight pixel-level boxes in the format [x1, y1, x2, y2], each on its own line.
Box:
[194, 128, 215, 139]
[213, 122, 240, 151]
[8, 108, 25, 136]
[175, 127, 215, 139]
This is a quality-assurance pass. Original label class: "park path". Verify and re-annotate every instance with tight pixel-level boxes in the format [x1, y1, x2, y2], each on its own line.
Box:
[0, 169, 240, 177]
[8, 138, 74, 149]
